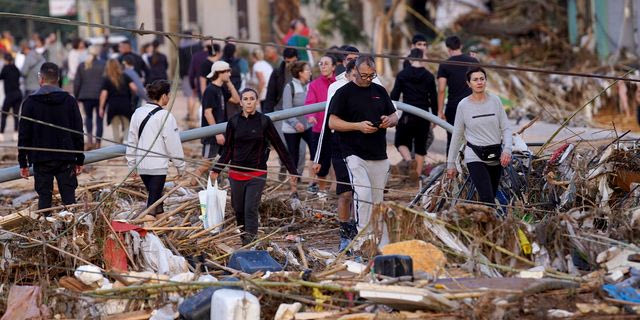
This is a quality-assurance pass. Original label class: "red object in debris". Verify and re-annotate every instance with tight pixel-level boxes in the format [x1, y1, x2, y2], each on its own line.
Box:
[103, 221, 148, 272]
[549, 143, 570, 165]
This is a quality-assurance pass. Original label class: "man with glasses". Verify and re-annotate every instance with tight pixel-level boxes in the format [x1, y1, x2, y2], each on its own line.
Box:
[328, 55, 398, 249]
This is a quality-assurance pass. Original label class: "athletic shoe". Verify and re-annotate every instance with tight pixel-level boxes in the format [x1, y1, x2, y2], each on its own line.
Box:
[338, 237, 351, 253]
[306, 183, 319, 194]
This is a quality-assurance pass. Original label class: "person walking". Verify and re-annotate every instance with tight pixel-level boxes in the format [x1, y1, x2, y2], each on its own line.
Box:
[263, 48, 298, 114]
[248, 48, 273, 108]
[118, 40, 149, 80]
[402, 34, 428, 69]
[126, 80, 185, 217]
[0, 53, 23, 141]
[179, 32, 202, 122]
[446, 67, 512, 205]
[18, 62, 84, 210]
[123, 55, 148, 108]
[73, 46, 106, 150]
[437, 36, 479, 152]
[304, 54, 336, 193]
[328, 55, 398, 248]
[281, 61, 313, 176]
[190, 60, 240, 184]
[21, 35, 46, 97]
[210, 88, 298, 245]
[390, 48, 438, 181]
[66, 38, 87, 85]
[98, 59, 138, 143]
[146, 40, 168, 84]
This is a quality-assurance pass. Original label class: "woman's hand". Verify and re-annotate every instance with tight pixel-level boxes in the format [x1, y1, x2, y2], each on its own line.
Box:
[215, 134, 225, 146]
[500, 152, 511, 167]
[289, 175, 298, 192]
[447, 168, 458, 180]
[308, 116, 317, 125]
[295, 122, 305, 133]
[209, 171, 219, 181]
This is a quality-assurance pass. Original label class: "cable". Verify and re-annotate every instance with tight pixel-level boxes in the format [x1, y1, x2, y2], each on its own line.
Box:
[0, 12, 637, 83]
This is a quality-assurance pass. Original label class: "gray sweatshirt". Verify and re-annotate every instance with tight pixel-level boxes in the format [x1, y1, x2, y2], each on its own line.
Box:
[281, 78, 311, 134]
[21, 51, 46, 92]
[447, 92, 512, 169]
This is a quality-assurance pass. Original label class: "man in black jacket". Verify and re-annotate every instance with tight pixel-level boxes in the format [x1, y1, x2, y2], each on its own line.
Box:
[118, 40, 149, 81]
[263, 48, 298, 114]
[18, 62, 84, 210]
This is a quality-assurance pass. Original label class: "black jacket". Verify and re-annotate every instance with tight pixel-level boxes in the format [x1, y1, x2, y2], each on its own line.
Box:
[263, 61, 287, 114]
[119, 52, 149, 79]
[390, 65, 438, 119]
[213, 112, 297, 175]
[18, 86, 85, 168]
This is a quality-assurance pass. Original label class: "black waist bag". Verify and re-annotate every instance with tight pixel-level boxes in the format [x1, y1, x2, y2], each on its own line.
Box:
[466, 142, 502, 161]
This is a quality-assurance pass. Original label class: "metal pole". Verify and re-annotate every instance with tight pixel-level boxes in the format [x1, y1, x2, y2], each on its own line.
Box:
[0, 101, 450, 183]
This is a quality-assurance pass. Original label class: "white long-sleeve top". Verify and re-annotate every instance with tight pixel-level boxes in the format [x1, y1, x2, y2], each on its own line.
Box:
[446, 92, 512, 169]
[126, 103, 186, 175]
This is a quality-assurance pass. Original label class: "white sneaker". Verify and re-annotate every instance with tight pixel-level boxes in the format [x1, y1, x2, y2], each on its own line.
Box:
[12, 133, 18, 141]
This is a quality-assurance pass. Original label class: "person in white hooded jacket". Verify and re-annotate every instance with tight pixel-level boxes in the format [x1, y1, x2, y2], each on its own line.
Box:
[126, 80, 185, 217]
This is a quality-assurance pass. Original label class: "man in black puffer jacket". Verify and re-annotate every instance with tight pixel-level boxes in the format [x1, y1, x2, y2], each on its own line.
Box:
[18, 62, 85, 210]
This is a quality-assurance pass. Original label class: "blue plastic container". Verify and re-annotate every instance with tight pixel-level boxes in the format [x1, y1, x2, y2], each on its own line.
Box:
[178, 287, 220, 320]
[228, 250, 283, 274]
[373, 255, 413, 278]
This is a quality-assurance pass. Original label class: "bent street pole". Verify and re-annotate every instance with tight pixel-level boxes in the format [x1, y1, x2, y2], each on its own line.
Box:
[0, 101, 451, 183]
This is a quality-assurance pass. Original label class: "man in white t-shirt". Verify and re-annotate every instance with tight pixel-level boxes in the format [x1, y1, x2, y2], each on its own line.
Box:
[249, 48, 273, 109]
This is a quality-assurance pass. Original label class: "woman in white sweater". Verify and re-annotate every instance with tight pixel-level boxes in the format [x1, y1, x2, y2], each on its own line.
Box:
[126, 80, 185, 216]
[447, 67, 512, 205]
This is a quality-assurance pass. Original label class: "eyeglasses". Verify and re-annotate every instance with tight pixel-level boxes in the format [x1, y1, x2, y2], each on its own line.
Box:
[357, 70, 377, 80]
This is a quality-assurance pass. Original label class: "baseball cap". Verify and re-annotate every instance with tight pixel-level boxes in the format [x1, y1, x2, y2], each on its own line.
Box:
[206, 60, 231, 78]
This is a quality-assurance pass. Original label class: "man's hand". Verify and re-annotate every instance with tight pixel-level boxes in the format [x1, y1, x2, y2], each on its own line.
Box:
[307, 116, 317, 125]
[210, 171, 219, 181]
[74, 165, 83, 175]
[295, 122, 305, 133]
[379, 115, 395, 129]
[500, 152, 511, 167]
[20, 167, 29, 179]
[312, 163, 321, 174]
[215, 134, 225, 145]
[358, 121, 378, 134]
[438, 111, 446, 121]
[99, 107, 105, 118]
[447, 168, 457, 180]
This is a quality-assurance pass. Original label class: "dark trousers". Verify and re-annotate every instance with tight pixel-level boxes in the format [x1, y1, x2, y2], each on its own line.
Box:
[445, 108, 456, 155]
[310, 131, 331, 177]
[467, 162, 503, 205]
[140, 174, 166, 215]
[81, 99, 103, 143]
[1, 92, 22, 133]
[284, 129, 314, 168]
[229, 177, 266, 244]
[33, 161, 78, 210]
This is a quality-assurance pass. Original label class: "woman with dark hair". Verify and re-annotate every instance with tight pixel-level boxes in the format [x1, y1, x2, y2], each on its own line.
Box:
[74, 45, 106, 150]
[221, 43, 243, 91]
[98, 59, 138, 143]
[210, 88, 298, 245]
[447, 67, 512, 205]
[0, 53, 22, 141]
[281, 61, 313, 176]
[126, 80, 185, 218]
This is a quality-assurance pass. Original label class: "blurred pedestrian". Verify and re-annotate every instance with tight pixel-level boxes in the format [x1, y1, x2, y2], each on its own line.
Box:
[179, 32, 202, 123]
[198, 43, 221, 97]
[99, 59, 138, 143]
[286, 18, 311, 62]
[21, 35, 46, 96]
[123, 55, 148, 108]
[18, 62, 84, 210]
[0, 53, 22, 140]
[126, 80, 185, 218]
[147, 39, 168, 84]
[210, 88, 298, 245]
[403, 34, 427, 69]
[118, 40, 149, 80]
[248, 48, 273, 108]
[67, 38, 88, 84]
[263, 48, 298, 114]
[74, 45, 106, 150]
[447, 67, 512, 205]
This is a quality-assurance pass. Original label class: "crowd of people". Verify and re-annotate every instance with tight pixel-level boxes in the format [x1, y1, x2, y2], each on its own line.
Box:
[7, 22, 519, 253]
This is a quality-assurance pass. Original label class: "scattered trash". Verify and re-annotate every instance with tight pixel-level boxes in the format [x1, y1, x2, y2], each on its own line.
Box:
[211, 289, 260, 320]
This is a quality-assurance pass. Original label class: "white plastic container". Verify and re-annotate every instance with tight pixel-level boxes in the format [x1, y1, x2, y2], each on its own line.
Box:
[210, 289, 260, 320]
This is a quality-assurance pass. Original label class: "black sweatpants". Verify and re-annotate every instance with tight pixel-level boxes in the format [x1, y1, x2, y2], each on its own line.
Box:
[1, 92, 22, 133]
[467, 162, 503, 205]
[140, 174, 166, 215]
[229, 177, 266, 244]
[33, 161, 78, 210]
[80, 99, 103, 142]
[284, 128, 314, 169]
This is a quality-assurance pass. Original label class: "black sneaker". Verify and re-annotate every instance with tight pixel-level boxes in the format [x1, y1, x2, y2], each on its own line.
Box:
[306, 183, 319, 194]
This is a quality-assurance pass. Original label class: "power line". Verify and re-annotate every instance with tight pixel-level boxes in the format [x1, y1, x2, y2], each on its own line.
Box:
[0, 12, 637, 83]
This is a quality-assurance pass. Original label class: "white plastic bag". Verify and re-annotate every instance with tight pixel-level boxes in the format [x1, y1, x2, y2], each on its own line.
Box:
[199, 177, 227, 234]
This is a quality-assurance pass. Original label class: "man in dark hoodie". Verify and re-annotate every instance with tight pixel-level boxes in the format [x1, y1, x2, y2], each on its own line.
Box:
[390, 48, 437, 181]
[18, 62, 84, 210]
[263, 48, 298, 114]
